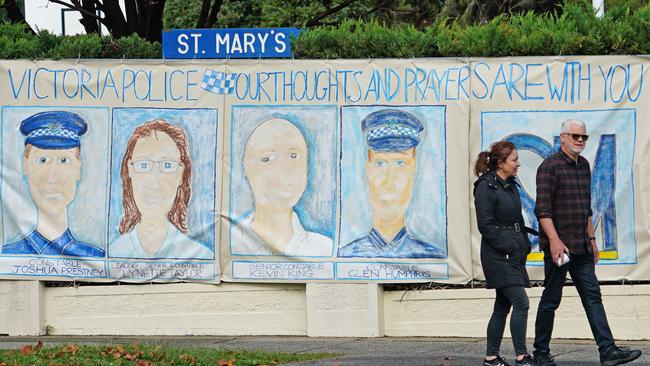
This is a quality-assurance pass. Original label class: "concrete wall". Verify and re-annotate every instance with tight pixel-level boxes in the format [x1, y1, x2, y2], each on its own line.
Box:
[43, 283, 306, 336]
[384, 286, 650, 340]
[0, 281, 43, 335]
[1, 281, 649, 339]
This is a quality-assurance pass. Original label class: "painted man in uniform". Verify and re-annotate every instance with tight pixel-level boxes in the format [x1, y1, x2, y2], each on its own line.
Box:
[338, 109, 445, 258]
[1, 111, 104, 257]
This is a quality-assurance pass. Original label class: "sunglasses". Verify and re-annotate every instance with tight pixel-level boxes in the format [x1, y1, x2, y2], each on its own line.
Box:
[563, 133, 589, 142]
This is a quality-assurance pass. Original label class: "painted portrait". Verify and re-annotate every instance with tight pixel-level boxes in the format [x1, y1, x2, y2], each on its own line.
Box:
[1, 107, 109, 257]
[108, 108, 217, 260]
[229, 105, 337, 257]
[481, 109, 637, 264]
[339, 106, 448, 259]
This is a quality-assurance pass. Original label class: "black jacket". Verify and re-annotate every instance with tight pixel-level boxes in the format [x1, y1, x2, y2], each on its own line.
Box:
[473, 171, 531, 289]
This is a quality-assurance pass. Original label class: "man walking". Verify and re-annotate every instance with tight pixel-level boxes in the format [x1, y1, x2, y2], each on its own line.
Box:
[533, 118, 641, 366]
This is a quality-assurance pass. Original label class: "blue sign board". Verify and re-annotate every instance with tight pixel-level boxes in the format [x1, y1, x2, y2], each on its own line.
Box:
[162, 28, 300, 59]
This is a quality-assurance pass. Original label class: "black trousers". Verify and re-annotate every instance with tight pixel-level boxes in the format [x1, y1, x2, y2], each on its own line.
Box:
[486, 285, 530, 356]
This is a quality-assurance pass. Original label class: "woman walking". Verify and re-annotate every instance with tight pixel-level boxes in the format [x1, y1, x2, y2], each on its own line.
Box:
[473, 141, 534, 366]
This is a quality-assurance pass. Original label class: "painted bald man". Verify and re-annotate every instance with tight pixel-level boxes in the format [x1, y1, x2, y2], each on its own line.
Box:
[231, 117, 333, 257]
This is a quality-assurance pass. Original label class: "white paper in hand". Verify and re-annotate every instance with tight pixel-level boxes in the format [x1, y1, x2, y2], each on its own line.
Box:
[556, 252, 571, 267]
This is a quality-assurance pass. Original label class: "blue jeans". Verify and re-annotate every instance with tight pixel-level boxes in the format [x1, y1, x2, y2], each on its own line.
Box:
[533, 250, 615, 356]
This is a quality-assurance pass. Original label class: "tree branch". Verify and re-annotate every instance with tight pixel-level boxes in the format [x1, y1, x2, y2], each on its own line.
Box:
[362, 0, 392, 19]
[47, 0, 104, 21]
[306, 0, 356, 27]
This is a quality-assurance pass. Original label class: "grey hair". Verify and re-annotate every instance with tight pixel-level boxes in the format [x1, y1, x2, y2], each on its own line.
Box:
[560, 118, 586, 133]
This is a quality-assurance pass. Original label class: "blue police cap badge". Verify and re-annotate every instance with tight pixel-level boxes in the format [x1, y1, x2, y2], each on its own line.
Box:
[19, 111, 88, 149]
[362, 109, 424, 152]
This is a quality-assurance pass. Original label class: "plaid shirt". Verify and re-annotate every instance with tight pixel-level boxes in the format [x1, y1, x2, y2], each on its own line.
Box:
[535, 150, 593, 255]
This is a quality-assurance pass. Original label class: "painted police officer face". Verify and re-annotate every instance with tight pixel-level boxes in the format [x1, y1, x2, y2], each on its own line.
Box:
[243, 119, 308, 209]
[128, 132, 184, 219]
[23, 145, 81, 216]
[366, 148, 416, 215]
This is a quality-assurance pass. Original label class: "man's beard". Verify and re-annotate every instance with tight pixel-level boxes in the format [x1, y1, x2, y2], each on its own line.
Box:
[570, 145, 585, 155]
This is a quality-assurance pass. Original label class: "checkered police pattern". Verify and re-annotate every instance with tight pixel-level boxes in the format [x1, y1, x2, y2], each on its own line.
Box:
[201, 69, 237, 94]
[367, 124, 419, 140]
[27, 127, 79, 140]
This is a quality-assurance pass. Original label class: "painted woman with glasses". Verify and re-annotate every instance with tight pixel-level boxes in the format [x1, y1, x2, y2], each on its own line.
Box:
[110, 119, 213, 259]
[473, 141, 535, 366]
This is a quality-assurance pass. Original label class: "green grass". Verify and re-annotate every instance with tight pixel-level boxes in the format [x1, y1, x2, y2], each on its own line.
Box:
[0, 342, 338, 365]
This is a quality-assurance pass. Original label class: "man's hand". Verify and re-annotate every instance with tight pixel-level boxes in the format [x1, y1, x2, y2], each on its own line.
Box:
[550, 237, 569, 266]
[591, 239, 599, 264]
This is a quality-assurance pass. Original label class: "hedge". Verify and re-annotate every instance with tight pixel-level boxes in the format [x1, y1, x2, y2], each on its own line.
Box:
[295, 2, 650, 58]
[0, 23, 162, 59]
[0, 2, 648, 59]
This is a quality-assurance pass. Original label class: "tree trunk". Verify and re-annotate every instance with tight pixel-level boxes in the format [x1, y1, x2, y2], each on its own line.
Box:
[197, 0, 212, 28]
[79, 0, 100, 34]
[206, 0, 223, 28]
[144, 0, 167, 42]
[1, 0, 36, 33]
[124, 0, 140, 35]
[102, 0, 130, 38]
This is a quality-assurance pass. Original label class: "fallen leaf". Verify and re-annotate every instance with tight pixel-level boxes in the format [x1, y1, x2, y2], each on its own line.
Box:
[124, 352, 143, 361]
[136, 361, 155, 366]
[20, 345, 32, 355]
[149, 349, 167, 361]
[180, 353, 198, 363]
[63, 344, 79, 356]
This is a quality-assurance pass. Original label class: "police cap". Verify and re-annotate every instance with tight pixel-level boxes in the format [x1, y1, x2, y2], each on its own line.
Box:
[362, 109, 423, 152]
[20, 111, 87, 149]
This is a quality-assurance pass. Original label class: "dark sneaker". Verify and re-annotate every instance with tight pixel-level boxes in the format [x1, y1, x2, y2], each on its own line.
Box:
[516, 354, 535, 366]
[600, 346, 642, 366]
[534, 353, 556, 366]
[483, 355, 511, 366]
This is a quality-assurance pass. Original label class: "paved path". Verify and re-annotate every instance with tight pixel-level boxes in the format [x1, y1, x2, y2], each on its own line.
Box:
[1, 336, 649, 365]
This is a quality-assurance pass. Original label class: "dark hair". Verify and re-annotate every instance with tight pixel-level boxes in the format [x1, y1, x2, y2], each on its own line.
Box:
[474, 141, 516, 177]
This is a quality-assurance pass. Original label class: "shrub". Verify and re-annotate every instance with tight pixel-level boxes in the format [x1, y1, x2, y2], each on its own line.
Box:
[0, 2, 648, 60]
[102, 34, 162, 59]
[45, 34, 104, 59]
[293, 19, 437, 59]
